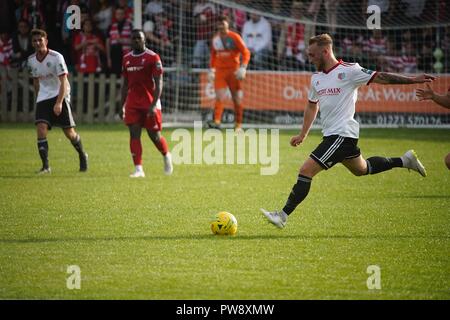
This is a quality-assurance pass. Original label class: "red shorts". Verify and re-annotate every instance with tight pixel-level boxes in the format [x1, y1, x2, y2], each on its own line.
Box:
[215, 68, 242, 91]
[123, 107, 162, 131]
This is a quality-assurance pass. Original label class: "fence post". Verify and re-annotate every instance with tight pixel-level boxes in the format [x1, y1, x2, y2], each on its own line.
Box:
[10, 68, 18, 122]
[22, 70, 31, 122]
[0, 67, 8, 122]
[98, 73, 106, 123]
[86, 73, 95, 124]
[75, 72, 84, 123]
[107, 73, 117, 123]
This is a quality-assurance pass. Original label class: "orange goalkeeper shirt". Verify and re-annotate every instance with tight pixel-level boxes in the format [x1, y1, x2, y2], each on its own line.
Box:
[210, 30, 250, 70]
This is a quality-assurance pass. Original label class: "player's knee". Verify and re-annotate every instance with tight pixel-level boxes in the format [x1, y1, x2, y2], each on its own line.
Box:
[351, 166, 368, 176]
[37, 128, 47, 139]
[128, 125, 141, 139]
[63, 128, 77, 140]
[299, 166, 314, 178]
[232, 97, 242, 106]
[148, 131, 160, 143]
[352, 169, 366, 176]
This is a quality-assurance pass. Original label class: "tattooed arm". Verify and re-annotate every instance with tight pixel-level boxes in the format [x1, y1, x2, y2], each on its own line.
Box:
[372, 72, 436, 85]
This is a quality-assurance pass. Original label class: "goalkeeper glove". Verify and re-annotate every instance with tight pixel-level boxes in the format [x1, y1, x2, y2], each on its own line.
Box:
[235, 66, 247, 80]
[208, 68, 215, 82]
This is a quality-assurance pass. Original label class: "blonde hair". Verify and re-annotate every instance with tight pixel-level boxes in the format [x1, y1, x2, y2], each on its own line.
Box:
[309, 34, 333, 47]
[31, 28, 47, 39]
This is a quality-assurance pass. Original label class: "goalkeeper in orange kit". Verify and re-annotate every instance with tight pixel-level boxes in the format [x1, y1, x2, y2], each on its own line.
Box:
[208, 15, 251, 131]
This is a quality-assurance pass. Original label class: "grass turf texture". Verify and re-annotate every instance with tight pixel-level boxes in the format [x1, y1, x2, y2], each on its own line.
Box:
[0, 124, 449, 299]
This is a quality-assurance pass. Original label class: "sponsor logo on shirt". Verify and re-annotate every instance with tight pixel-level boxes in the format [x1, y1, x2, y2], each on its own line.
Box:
[217, 51, 231, 58]
[317, 88, 341, 96]
[127, 66, 144, 72]
[224, 37, 236, 50]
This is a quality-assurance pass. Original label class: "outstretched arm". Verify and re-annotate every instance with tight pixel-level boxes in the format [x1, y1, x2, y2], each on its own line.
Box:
[416, 83, 450, 109]
[372, 72, 435, 85]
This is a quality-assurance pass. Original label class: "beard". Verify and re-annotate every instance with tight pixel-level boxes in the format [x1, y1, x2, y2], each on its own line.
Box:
[315, 58, 325, 71]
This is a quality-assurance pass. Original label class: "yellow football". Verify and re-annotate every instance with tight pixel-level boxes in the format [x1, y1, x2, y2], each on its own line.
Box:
[210, 211, 238, 235]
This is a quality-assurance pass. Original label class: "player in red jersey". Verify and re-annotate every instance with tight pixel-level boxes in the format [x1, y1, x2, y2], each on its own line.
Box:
[121, 29, 173, 177]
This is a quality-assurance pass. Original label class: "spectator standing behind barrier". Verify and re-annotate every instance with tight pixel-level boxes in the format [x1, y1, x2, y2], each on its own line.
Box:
[277, 1, 314, 71]
[192, 0, 216, 68]
[93, 0, 113, 38]
[242, 13, 272, 70]
[144, 0, 165, 19]
[18, 0, 46, 29]
[113, 0, 133, 23]
[73, 19, 105, 74]
[143, 12, 176, 66]
[107, 7, 132, 75]
[11, 20, 33, 69]
[0, 31, 13, 90]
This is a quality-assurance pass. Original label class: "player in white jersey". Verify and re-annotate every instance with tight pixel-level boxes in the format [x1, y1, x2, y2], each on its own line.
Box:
[28, 29, 88, 174]
[262, 34, 434, 228]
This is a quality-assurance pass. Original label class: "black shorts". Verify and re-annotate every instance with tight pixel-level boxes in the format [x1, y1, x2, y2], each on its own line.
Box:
[310, 135, 361, 170]
[35, 96, 76, 130]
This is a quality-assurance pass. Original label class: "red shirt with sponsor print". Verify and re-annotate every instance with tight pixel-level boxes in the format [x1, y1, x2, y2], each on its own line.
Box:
[122, 49, 163, 109]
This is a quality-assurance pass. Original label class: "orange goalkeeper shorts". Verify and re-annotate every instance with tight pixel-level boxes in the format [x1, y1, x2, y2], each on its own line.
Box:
[214, 68, 242, 91]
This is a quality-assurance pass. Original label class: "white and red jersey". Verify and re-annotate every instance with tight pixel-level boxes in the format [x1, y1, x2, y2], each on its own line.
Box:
[73, 33, 104, 73]
[27, 49, 70, 103]
[0, 37, 13, 66]
[122, 49, 163, 110]
[399, 55, 417, 73]
[308, 60, 377, 138]
[367, 36, 387, 55]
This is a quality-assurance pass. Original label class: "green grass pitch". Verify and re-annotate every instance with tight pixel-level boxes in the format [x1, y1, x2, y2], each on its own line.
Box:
[0, 124, 449, 299]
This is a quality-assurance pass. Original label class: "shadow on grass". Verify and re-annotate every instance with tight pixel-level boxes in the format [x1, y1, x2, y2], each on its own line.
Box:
[0, 233, 449, 244]
[401, 195, 450, 199]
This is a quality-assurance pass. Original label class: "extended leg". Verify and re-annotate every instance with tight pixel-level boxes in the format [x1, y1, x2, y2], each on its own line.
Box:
[261, 157, 323, 228]
[342, 152, 426, 177]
